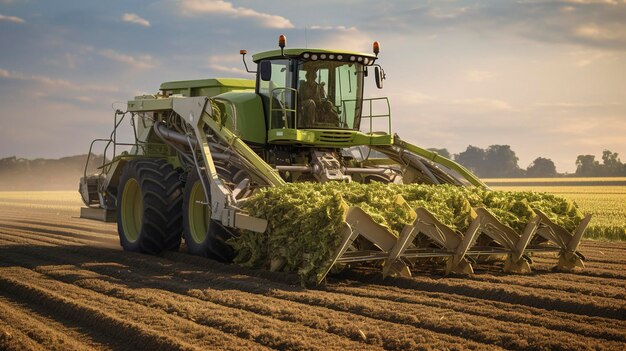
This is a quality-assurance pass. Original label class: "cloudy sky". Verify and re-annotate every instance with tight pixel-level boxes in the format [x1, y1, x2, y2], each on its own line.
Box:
[0, 0, 624, 173]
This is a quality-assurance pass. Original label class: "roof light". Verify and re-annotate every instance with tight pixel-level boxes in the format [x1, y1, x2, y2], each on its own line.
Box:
[311, 54, 318, 60]
[373, 41, 380, 56]
[329, 54, 335, 59]
[350, 55, 356, 61]
[357, 56, 363, 62]
[320, 54, 326, 59]
[337, 55, 343, 60]
[278, 35, 286, 55]
[303, 52, 310, 59]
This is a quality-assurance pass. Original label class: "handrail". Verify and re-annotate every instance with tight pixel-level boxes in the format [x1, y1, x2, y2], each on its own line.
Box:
[82, 110, 142, 179]
[269, 87, 298, 129]
[341, 97, 391, 134]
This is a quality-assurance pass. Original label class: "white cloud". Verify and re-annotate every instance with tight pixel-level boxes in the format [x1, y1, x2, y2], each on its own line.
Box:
[0, 67, 118, 92]
[534, 101, 622, 108]
[397, 91, 437, 105]
[452, 98, 513, 111]
[207, 54, 248, 75]
[306, 26, 371, 52]
[428, 7, 469, 19]
[309, 25, 357, 31]
[209, 63, 248, 75]
[178, 0, 293, 29]
[0, 13, 25, 24]
[564, 0, 623, 4]
[99, 49, 157, 69]
[465, 70, 494, 82]
[396, 90, 513, 111]
[122, 13, 150, 27]
[569, 50, 613, 67]
[575, 24, 626, 41]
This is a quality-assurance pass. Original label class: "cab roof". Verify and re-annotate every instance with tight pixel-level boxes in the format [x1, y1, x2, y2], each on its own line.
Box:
[252, 48, 378, 63]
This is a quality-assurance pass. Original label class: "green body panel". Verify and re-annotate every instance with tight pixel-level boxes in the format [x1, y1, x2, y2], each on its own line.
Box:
[267, 128, 392, 147]
[160, 78, 255, 97]
[213, 91, 266, 145]
[128, 96, 173, 112]
[200, 107, 286, 186]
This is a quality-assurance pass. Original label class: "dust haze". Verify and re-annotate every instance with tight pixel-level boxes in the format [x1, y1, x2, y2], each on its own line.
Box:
[0, 154, 104, 191]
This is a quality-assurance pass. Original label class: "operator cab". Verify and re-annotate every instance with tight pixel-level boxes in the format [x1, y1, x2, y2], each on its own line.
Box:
[243, 36, 385, 140]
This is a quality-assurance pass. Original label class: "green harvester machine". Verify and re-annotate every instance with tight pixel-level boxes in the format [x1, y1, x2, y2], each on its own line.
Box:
[80, 36, 591, 282]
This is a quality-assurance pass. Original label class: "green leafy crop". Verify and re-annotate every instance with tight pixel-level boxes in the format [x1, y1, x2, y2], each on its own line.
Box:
[229, 183, 585, 284]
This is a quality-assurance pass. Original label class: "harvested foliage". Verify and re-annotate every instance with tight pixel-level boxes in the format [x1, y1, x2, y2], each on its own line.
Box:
[231, 183, 585, 283]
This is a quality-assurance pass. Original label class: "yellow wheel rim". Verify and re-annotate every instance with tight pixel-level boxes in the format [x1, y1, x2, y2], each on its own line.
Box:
[188, 180, 210, 244]
[121, 178, 143, 242]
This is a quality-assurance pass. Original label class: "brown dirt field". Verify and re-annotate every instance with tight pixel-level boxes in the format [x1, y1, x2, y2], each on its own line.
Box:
[0, 192, 625, 350]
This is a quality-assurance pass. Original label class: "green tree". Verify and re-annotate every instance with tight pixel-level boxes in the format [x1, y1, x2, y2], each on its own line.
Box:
[455, 145, 485, 175]
[526, 157, 557, 177]
[602, 150, 622, 176]
[483, 145, 523, 177]
[575, 155, 599, 176]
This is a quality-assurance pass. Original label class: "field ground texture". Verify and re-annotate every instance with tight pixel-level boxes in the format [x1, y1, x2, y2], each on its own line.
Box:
[0, 190, 625, 350]
[487, 177, 626, 241]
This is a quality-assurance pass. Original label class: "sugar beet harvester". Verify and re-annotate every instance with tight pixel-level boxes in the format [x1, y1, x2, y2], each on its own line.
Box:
[80, 37, 590, 283]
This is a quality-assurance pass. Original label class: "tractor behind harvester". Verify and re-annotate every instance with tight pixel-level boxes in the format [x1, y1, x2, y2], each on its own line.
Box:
[79, 36, 591, 283]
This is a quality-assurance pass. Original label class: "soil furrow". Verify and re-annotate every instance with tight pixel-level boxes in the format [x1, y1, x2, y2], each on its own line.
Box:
[3, 242, 606, 351]
[0, 296, 108, 351]
[325, 283, 626, 343]
[0, 238, 498, 351]
[0, 222, 116, 246]
[34, 264, 382, 351]
[0, 210, 117, 231]
[13, 218, 118, 236]
[333, 270, 626, 320]
[461, 273, 626, 299]
[0, 266, 268, 351]
[0, 318, 41, 351]
[265, 286, 625, 351]
[0, 227, 120, 251]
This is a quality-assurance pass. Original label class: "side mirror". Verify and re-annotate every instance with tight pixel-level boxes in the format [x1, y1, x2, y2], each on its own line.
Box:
[375, 66, 385, 89]
[260, 61, 272, 81]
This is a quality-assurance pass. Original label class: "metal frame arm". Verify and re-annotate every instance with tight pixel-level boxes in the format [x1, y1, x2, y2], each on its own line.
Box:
[392, 135, 487, 188]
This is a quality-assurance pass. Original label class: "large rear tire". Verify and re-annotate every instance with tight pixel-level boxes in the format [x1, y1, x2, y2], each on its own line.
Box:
[183, 169, 235, 262]
[117, 159, 183, 254]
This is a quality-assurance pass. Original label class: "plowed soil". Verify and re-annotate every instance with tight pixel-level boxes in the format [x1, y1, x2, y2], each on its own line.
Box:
[0, 192, 625, 350]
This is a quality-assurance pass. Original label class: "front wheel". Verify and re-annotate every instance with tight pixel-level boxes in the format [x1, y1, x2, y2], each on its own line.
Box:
[117, 159, 183, 254]
[183, 170, 235, 262]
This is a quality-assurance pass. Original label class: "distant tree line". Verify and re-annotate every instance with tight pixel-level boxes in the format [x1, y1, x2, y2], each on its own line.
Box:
[427, 146, 626, 178]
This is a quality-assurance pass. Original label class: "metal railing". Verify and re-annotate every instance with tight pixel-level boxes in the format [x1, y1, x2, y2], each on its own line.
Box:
[82, 110, 145, 179]
[361, 97, 391, 135]
[268, 87, 298, 129]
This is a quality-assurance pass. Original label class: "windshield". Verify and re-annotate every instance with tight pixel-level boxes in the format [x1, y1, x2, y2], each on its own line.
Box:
[257, 58, 365, 130]
[296, 60, 363, 130]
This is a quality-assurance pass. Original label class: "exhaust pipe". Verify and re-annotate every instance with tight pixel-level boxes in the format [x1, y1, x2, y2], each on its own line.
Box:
[154, 121, 198, 147]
